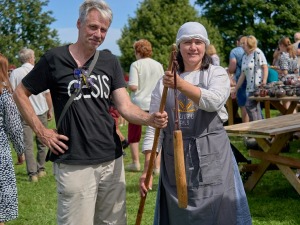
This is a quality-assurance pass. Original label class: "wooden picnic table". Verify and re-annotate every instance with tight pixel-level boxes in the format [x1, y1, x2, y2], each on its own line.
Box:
[249, 95, 300, 118]
[225, 113, 300, 194]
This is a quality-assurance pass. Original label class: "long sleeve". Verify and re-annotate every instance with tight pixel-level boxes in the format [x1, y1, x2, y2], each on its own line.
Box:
[198, 66, 230, 113]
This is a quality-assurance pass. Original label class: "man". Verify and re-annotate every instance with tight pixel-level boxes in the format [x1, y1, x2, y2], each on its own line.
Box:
[228, 35, 249, 123]
[293, 32, 300, 72]
[13, 1, 167, 225]
[9, 48, 52, 182]
[126, 39, 164, 173]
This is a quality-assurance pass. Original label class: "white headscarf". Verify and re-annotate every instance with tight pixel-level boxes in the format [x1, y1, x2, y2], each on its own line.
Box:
[176, 22, 210, 46]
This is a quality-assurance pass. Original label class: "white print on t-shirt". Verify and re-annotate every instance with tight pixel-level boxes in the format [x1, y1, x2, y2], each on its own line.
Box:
[67, 74, 110, 100]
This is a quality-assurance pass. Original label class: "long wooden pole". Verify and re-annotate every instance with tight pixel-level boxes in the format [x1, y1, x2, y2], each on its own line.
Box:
[172, 58, 188, 209]
[135, 44, 177, 225]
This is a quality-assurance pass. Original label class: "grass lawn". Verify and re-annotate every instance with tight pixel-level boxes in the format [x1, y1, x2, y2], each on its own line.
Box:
[7, 113, 300, 225]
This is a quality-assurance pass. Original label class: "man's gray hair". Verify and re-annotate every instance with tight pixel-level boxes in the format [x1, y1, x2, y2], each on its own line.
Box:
[294, 32, 300, 42]
[18, 48, 34, 64]
[79, 0, 113, 26]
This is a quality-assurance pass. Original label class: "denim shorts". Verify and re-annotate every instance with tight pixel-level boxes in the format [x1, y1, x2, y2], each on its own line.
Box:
[236, 81, 247, 107]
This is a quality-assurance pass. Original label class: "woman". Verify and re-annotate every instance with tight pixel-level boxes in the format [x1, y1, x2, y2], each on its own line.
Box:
[140, 22, 252, 225]
[233, 35, 268, 121]
[0, 54, 24, 225]
[277, 36, 298, 76]
[277, 37, 299, 113]
[206, 44, 220, 66]
[127, 39, 164, 172]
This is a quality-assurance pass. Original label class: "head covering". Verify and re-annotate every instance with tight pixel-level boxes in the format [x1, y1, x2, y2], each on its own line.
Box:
[176, 22, 210, 46]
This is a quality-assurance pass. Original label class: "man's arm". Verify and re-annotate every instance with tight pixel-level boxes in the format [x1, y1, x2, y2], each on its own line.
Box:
[112, 87, 168, 128]
[228, 58, 237, 75]
[13, 83, 68, 155]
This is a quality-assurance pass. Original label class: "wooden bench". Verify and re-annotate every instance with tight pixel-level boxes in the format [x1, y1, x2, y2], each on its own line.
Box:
[225, 113, 300, 194]
[249, 96, 300, 118]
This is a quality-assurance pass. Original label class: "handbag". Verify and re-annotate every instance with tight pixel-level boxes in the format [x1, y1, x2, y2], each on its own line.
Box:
[46, 50, 100, 161]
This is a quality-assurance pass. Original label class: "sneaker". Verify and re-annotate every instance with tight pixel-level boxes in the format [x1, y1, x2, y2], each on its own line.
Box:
[244, 137, 261, 150]
[38, 171, 47, 178]
[153, 168, 160, 176]
[126, 163, 140, 172]
[15, 154, 25, 165]
[296, 170, 300, 179]
[29, 175, 38, 182]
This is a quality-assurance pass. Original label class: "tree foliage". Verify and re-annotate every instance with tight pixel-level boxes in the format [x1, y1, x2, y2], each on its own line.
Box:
[0, 0, 60, 66]
[118, 0, 224, 72]
[195, 0, 300, 64]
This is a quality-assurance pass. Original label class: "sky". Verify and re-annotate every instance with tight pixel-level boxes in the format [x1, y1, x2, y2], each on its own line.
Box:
[45, 0, 199, 56]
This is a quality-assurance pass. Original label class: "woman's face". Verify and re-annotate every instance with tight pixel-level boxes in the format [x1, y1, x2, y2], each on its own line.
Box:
[179, 38, 205, 71]
[278, 43, 286, 52]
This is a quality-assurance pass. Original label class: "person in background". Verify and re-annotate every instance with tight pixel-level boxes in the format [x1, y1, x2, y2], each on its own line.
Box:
[127, 39, 164, 173]
[276, 36, 298, 111]
[233, 35, 268, 122]
[272, 46, 280, 67]
[9, 48, 53, 182]
[267, 65, 279, 84]
[0, 53, 24, 225]
[228, 35, 249, 123]
[277, 37, 298, 76]
[109, 99, 129, 151]
[206, 44, 220, 66]
[12, 1, 167, 224]
[8, 64, 16, 77]
[140, 22, 252, 225]
[7, 64, 24, 166]
[292, 32, 300, 72]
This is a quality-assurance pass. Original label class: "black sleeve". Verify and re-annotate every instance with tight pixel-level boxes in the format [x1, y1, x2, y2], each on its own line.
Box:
[111, 56, 126, 91]
[22, 54, 52, 95]
[298, 43, 300, 49]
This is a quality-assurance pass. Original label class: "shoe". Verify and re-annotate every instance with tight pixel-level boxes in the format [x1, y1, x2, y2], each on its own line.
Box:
[29, 175, 38, 182]
[244, 137, 261, 150]
[122, 139, 129, 149]
[153, 168, 160, 176]
[126, 163, 140, 172]
[38, 171, 47, 178]
[296, 170, 300, 179]
[293, 131, 300, 140]
[15, 154, 25, 165]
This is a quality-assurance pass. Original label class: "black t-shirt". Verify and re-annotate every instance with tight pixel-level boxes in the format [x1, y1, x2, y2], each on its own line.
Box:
[22, 45, 126, 164]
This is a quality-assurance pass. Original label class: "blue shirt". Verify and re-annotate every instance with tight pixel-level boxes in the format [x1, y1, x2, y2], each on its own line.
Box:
[229, 46, 244, 80]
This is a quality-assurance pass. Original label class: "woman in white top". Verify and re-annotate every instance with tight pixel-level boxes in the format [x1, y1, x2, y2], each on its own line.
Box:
[233, 35, 268, 121]
[127, 39, 164, 172]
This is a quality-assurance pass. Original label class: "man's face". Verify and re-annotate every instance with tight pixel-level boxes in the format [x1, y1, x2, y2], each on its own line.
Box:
[77, 9, 110, 51]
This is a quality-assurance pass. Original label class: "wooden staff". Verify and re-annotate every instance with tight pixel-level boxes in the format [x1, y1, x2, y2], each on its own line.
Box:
[135, 44, 177, 225]
[173, 60, 188, 208]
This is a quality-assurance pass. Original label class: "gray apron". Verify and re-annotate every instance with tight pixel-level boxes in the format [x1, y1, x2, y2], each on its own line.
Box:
[153, 71, 252, 225]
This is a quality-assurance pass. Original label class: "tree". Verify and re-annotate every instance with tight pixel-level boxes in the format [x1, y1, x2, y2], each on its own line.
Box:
[118, 0, 224, 72]
[195, 0, 300, 64]
[0, 0, 60, 66]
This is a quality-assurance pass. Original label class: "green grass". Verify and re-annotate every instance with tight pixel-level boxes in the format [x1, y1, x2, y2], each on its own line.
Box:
[7, 114, 300, 225]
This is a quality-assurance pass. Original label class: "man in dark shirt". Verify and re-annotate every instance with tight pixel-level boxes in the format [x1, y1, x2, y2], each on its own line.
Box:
[13, 1, 168, 224]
